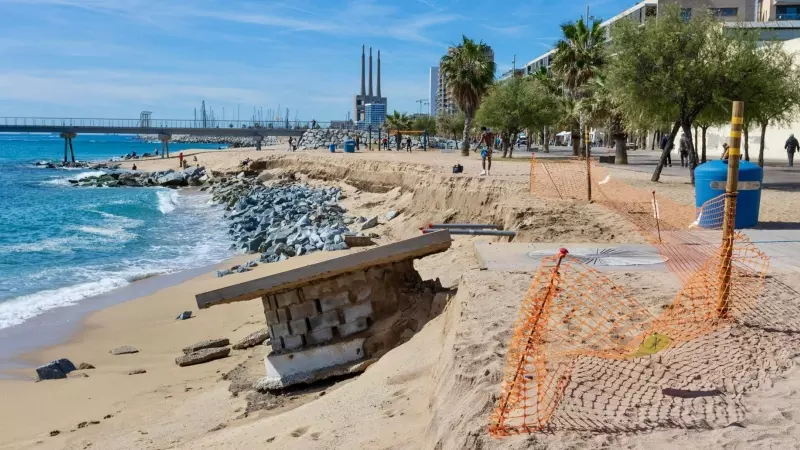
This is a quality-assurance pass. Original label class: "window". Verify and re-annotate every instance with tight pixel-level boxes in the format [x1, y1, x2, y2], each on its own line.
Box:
[777, 5, 800, 21]
[712, 8, 738, 17]
[680, 8, 692, 21]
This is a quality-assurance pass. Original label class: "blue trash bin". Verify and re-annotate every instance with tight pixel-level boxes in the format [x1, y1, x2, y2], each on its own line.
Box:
[343, 139, 355, 153]
[329, 144, 336, 153]
[695, 160, 763, 229]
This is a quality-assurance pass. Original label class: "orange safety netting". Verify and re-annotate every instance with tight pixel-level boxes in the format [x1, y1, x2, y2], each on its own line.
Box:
[489, 155, 771, 437]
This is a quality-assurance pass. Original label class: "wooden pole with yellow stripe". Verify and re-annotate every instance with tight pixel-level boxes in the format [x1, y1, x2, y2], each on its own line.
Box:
[716, 101, 743, 317]
[585, 125, 592, 201]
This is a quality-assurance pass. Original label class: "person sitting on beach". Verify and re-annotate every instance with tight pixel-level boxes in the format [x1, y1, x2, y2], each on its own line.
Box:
[240, 157, 250, 167]
[132, 163, 137, 171]
[193, 155, 198, 162]
[721, 143, 730, 160]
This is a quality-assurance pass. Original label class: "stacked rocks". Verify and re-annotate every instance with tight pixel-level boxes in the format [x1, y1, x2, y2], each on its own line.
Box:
[135, 135, 280, 148]
[69, 166, 208, 188]
[34, 161, 120, 170]
[220, 182, 351, 262]
[295, 129, 453, 151]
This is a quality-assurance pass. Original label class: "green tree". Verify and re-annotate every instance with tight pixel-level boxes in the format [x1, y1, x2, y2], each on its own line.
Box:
[475, 77, 560, 158]
[439, 36, 497, 156]
[693, 103, 728, 163]
[384, 110, 411, 150]
[551, 17, 606, 156]
[412, 115, 436, 135]
[738, 42, 800, 167]
[435, 112, 465, 140]
[607, 5, 760, 183]
[531, 67, 564, 153]
[579, 75, 630, 164]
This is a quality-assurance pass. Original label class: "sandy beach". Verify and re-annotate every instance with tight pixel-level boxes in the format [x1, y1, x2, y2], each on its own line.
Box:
[2, 146, 800, 449]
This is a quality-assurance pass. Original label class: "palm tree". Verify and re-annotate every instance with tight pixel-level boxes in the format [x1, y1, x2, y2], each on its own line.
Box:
[439, 36, 496, 156]
[551, 18, 605, 156]
[384, 110, 411, 150]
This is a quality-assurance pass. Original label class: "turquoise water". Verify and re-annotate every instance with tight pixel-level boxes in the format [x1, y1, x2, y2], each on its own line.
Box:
[0, 134, 236, 330]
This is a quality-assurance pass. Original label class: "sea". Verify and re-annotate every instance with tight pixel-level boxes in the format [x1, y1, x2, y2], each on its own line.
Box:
[0, 133, 237, 333]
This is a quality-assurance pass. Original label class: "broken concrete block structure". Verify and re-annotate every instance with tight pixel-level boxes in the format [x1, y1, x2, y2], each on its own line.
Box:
[196, 231, 451, 389]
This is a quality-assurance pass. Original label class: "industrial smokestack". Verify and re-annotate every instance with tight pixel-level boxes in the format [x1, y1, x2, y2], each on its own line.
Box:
[377, 50, 381, 98]
[368, 47, 373, 97]
[360, 45, 366, 96]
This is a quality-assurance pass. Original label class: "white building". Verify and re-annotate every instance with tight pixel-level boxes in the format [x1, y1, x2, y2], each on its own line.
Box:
[428, 66, 439, 116]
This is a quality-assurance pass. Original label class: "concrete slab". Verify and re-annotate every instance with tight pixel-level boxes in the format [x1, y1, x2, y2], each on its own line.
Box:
[196, 231, 451, 309]
[258, 338, 365, 390]
[474, 242, 669, 273]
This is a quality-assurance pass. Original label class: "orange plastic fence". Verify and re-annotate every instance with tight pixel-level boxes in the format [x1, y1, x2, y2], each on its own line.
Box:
[489, 156, 771, 437]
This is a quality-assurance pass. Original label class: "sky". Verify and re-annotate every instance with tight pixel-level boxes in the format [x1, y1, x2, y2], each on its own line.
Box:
[0, 0, 641, 122]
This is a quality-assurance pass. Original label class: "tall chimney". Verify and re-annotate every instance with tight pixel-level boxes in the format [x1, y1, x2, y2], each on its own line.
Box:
[368, 47, 374, 97]
[377, 50, 381, 98]
[360, 45, 366, 96]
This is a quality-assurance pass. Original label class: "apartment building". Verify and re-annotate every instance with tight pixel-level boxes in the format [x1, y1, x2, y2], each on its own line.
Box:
[502, 0, 800, 81]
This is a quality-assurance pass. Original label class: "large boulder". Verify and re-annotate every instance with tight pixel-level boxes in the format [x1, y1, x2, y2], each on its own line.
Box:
[157, 172, 186, 187]
[36, 358, 77, 380]
[175, 347, 230, 367]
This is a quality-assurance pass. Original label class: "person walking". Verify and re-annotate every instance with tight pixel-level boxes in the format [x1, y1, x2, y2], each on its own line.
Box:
[785, 134, 799, 167]
[383, 137, 389, 151]
[474, 127, 495, 176]
[355, 135, 360, 151]
[660, 134, 673, 167]
[679, 133, 690, 168]
[405, 136, 412, 152]
[178, 152, 184, 168]
[288, 136, 294, 151]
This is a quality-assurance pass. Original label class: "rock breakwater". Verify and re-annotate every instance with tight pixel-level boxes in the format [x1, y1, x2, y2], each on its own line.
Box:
[209, 176, 352, 263]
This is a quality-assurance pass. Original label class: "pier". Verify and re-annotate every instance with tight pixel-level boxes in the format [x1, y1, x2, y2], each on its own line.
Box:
[0, 117, 315, 161]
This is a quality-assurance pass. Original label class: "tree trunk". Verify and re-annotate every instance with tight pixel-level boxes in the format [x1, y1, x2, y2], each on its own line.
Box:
[758, 121, 767, 167]
[543, 126, 550, 153]
[651, 130, 657, 151]
[693, 124, 698, 155]
[651, 121, 681, 182]
[681, 122, 698, 185]
[743, 127, 750, 161]
[396, 131, 401, 151]
[701, 126, 708, 163]
[614, 134, 628, 164]
[508, 132, 515, 158]
[502, 133, 509, 158]
[579, 114, 586, 157]
[461, 115, 472, 156]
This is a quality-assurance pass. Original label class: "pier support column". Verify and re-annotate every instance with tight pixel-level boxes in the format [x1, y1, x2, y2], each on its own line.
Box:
[254, 135, 264, 151]
[60, 132, 77, 163]
[158, 133, 172, 159]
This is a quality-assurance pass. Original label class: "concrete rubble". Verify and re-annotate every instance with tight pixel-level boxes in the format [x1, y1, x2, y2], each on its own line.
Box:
[232, 328, 270, 350]
[182, 338, 230, 354]
[109, 346, 139, 355]
[195, 231, 452, 389]
[175, 347, 231, 367]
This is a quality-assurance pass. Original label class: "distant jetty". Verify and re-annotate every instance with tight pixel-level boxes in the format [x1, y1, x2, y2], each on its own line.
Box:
[135, 134, 279, 148]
